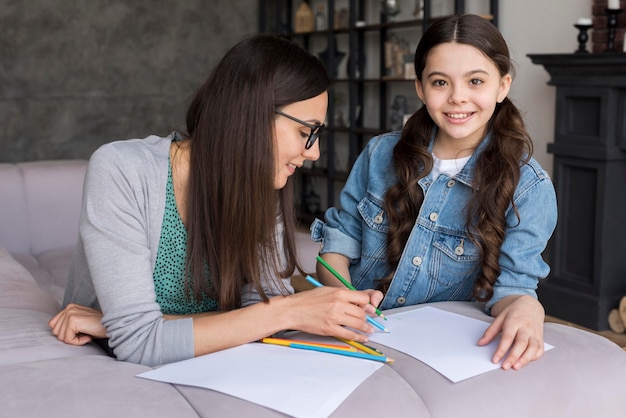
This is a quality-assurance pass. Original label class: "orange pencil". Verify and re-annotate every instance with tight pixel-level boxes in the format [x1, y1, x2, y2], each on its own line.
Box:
[261, 337, 357, 352]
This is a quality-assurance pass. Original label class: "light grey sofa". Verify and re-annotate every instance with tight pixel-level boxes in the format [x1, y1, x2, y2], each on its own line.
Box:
[1, 159, 626, 418]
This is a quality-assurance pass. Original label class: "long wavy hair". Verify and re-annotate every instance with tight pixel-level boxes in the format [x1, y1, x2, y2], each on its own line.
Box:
[182, 34, 330, 310]
[380, 14, 533, 302]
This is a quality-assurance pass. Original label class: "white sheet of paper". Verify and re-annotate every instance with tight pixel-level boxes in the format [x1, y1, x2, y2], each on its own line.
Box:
[370, 306, 554, 383]
[137, 343, 383, 418]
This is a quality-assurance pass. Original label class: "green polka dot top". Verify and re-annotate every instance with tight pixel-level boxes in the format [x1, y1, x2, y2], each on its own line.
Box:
[153, 158, 218, 315]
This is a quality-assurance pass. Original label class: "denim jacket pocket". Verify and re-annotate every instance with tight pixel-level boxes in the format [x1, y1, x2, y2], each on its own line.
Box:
[430, 233, 481, 286]
[355, 196, 389, 264]
[357, 195, 389, 234]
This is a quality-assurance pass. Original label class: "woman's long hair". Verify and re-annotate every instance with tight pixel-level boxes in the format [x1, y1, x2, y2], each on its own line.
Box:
[183, 34, 330, 310]
[381, 14, 533, 302]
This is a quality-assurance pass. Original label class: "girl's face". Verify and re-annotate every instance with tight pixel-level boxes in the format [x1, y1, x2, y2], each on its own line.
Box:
[273, 92, 327, 189]
[415, 42, 511, 156]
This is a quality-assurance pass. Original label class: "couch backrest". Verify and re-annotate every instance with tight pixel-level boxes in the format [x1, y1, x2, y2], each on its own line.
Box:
[0, 160, 87, 255]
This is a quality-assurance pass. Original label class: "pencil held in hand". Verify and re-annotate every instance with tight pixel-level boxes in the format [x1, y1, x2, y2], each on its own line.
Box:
[304, 275, 389, 333]
[316, 256, 387, 320]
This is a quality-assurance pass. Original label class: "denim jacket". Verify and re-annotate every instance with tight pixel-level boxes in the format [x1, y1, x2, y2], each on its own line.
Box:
[311, 130, 557, 312]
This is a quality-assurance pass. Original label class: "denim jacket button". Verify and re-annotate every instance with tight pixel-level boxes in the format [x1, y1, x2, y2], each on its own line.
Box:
[447, 179, 456, 188]
[429, 212, 438, 222]
[454, 246, 464, 256]
[412, 256, 422, 266]
[374, 215, 383, 224]
[396, 296, 406, 305]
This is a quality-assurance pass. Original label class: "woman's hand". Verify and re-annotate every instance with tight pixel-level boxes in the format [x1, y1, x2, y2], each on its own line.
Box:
[285, 286, 378, 343]
[49, 303, 106, 345]
[478, 295, 545, 370]
[315, 252, 384, 319]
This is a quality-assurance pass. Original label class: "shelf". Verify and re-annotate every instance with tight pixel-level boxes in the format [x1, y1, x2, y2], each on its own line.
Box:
[283, 18, 426, 37]
[261, 0, 499, 223]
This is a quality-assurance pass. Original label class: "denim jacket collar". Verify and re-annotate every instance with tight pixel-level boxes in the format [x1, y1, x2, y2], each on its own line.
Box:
[422, 126, 492, 188]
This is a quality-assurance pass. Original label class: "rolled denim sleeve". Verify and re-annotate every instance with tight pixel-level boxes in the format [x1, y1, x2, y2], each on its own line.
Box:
[310, 217, 362, 261]
[487, 171, 558, 311]
[310, 136, 385, 262]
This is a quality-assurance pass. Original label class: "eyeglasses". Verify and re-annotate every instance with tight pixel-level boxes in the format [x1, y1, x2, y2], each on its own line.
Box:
[275, 108, 325, 150]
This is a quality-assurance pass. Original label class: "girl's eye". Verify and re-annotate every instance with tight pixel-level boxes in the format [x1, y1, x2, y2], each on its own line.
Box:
[299, 131, 309, 139]
[469, 78, 483, 86]
[432, 79, 447, 87]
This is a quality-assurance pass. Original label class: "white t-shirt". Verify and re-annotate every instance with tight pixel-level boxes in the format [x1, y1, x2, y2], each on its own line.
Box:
[431, 153, 472, 179]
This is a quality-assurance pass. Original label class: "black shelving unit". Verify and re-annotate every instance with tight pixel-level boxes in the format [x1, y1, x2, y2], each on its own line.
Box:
[260, 0, 499, 225]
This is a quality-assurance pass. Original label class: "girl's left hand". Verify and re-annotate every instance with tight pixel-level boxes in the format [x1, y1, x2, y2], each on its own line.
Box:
[477, 295, 545, 370]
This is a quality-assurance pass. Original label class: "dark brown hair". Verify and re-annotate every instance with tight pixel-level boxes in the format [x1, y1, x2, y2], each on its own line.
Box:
[183, 34, 330, 310]
[381, 14, 532, 302]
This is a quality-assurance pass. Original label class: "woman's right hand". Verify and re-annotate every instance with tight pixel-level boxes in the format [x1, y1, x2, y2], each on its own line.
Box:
[285, 286, 376, 343]
[48, 303, 106, 345]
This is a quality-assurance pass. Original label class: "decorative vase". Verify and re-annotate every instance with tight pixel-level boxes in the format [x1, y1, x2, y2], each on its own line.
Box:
[294, 0, 314, 33]
[381, 0, 401, 20]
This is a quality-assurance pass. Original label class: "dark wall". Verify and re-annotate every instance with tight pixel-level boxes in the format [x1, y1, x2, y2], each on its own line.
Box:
[0, 1, 257, 162]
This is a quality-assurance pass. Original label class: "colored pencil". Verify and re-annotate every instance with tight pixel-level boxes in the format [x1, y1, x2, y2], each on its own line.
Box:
[316, 255, 387, 320]
[334, 337, 384, 356]
[263, 340, 394, 364]
[304, 275, 389, 333]
[261, 337, 357, 352]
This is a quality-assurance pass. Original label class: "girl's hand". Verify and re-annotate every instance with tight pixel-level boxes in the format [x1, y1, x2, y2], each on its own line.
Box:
[286, 286, 377, 343]
[49, 303, 106, 345]
[478, 295, 545, 370]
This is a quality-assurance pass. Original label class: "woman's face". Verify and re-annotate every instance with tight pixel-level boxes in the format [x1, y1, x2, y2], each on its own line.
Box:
[415, 42, 511, 155]
[273, 92, 327, 189]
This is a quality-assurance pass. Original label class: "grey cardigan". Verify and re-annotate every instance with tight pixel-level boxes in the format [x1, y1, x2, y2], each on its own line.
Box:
[63, 134, 293, 366]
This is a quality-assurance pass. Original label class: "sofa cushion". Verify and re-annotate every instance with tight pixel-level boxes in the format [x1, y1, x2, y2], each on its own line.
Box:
[0, 245, 105, 365]
[0, 246, 60, 315]
[0, 164, 29, 254]
[13, 246, 76, 305]
[381, 301, 626, 418]
[18, 160, 86, 256]
[295, 228, 321, 274]
[0, 307, 104, 365]
[0, 355, 200, 418]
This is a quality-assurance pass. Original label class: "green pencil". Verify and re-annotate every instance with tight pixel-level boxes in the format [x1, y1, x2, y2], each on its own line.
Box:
[316, 255, 387, 320]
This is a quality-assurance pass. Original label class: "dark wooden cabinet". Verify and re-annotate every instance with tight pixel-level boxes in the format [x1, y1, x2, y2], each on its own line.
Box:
[529, 53, 626, 330]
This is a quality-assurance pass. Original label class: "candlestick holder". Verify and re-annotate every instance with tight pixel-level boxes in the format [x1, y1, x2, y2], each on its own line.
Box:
[606, 8, 623, 52]
[574, 23, 593, 53]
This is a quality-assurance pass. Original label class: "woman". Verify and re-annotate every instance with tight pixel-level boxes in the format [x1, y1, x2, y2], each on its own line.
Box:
[50, 34, 382, 367]
[313, 15, 557, 371]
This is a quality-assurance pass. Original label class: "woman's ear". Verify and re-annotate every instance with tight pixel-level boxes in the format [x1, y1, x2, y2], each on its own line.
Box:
[497, 73, 512, 103]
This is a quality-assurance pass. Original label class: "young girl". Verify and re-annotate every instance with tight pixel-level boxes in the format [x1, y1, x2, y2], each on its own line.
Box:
[312, 14, 557, 371]
[50, 34, 381, 366]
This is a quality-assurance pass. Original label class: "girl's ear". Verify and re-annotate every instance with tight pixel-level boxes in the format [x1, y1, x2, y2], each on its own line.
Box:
[497, 73, 513, 103]
[415, 79, 425, 102]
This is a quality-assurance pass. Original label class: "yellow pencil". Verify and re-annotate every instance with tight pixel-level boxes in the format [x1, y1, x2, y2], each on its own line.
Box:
[334, 337, 385, 357]
[261, 337, 357, 352]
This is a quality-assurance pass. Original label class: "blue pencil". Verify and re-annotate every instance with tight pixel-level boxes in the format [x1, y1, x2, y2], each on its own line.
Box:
[289, 342, 394, 364]
[304, 275, 390, 333]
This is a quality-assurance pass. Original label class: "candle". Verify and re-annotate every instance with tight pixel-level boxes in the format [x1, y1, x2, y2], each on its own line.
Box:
[608, 0, 620, 10]
[624, 32, 626, 52]
[576, 17, 592, 25]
